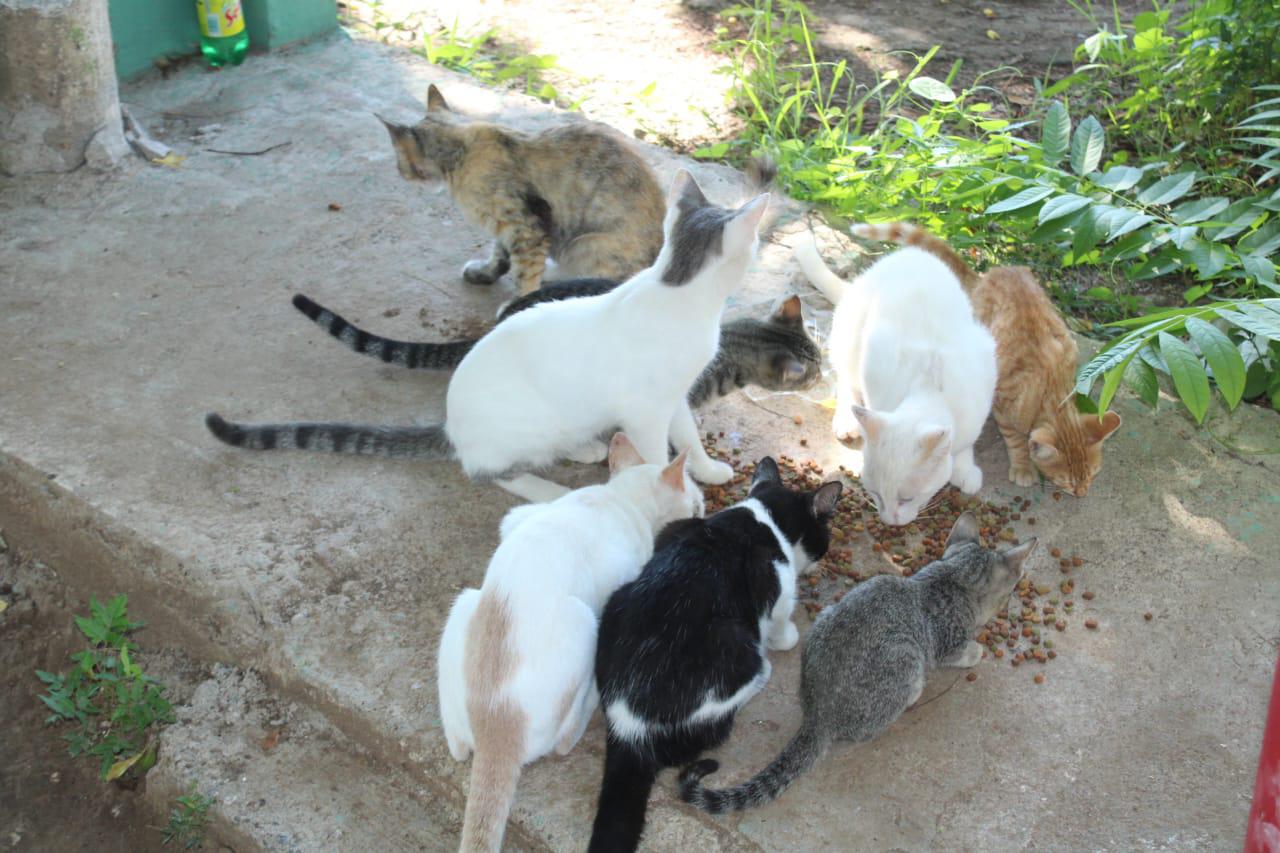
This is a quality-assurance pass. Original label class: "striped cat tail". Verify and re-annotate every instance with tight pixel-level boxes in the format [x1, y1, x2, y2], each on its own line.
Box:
[850, 222, 979, 290]
[204, 413, 454, 458]
[678, 722, 827, 814]
[793, 234, 848, 305]
[293, 294, 476, 369]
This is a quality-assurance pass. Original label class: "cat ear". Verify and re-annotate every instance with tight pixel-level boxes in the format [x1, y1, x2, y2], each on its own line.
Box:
[668, 169, 709, 210]
[608, 432, 645, 473]
[776, 356, 807, 383]
[661, 450, 690, 491]
[1001, 538, 1038, 573]
[375, 114, 410, 138]
[1085, 410, 1122, 444]
[1029, 439, 1058, 462]
[750, 456, 781, 491]
[733, 193, 769, 231]
[811, 481, 843, 519]
[918, 425, 952, 457]
[770, 295, 804, 326]
[425, 84, 450, 113]
[850, 405, 883, 441]
[945, 511, 981, 550]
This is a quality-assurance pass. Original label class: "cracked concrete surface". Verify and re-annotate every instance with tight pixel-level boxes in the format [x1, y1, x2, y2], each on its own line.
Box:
[1, 31, 1277, 852]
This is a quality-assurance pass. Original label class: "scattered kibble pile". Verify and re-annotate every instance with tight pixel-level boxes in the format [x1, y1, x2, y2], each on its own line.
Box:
[702, 433, 1106, 683]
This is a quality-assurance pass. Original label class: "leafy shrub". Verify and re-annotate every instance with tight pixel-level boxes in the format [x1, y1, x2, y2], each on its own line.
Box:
[37, 595, 174, 780]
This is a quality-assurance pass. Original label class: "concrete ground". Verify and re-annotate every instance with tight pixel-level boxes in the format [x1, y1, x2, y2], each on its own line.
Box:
[1, 29, 1277, 853]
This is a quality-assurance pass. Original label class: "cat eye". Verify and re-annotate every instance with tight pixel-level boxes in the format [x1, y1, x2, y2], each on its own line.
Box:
[898, 497, 914, 506]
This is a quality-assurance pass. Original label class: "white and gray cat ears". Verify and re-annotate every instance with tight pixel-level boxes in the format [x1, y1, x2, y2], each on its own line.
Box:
[944, 511, 1038, 569]
[665, 169, 770, 234]
[607, 432, 691, 491]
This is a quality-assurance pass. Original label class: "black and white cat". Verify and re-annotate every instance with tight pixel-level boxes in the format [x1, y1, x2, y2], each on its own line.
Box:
[587, 458, 842, 852]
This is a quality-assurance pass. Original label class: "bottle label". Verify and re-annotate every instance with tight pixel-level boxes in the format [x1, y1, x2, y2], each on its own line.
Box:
[197, 0, 245, 38]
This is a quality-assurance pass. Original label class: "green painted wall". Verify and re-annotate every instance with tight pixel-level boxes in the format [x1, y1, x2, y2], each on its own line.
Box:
[107, 0, 337, 81]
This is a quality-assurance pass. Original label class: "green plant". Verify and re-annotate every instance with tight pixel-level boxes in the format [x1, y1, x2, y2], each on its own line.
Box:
[36, 595, 174, 780]
[1076, 296, 1280, 421]
[413, 21, 563, 104]
[163, 786, 214, 849]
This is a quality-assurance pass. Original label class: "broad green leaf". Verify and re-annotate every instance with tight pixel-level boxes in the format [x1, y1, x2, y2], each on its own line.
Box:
[1159, 332, 1210, 423]
[1171, 197, 1229, 225]
[1239, 109, 1280, 126]
[1185, 318, 1246, 408]
[1139, 343, 1170, 375]
[1071, 206, 1108, 257]
[1070, 116, 1105, 176]
[1098, 354, 1129, 413]
[106, 750, 145, 782]
[1202, 198, 1260, 241]
[1245, 360, 1272, 398]
[1093, 165, 1144, 191]
[1123, 356, 1160, 408]
[1037, 193, 1090, 224]
[1041, 101, 1071, 164]
[1239, 221, 1280, 257]
[1104, 209, 1155, 240]
[1137, 172, 1196, 206]
[986, 185, 1055, 214]
[1075, 393, 1100, 414]
[908, 76, 957, 102]
[1243, 255, 1278, 286]
[1075, 330, 1158, 394]
[1128, 247, 1187, 280]
[1186, 240, 1231, 280]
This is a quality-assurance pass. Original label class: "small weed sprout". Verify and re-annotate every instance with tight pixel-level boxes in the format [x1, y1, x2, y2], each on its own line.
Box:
[163, 786, 214, 849]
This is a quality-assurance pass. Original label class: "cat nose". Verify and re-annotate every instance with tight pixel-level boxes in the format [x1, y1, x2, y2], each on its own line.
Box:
[1074, 485, 1088, 497]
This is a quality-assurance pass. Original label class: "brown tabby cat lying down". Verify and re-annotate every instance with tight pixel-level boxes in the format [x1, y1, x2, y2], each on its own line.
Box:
[854, 223, 1121, 496]
[379, 85, 665, 294]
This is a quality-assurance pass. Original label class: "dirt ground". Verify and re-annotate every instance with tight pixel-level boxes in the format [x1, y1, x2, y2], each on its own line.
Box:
[343, 0, 1150, 149]
[0, 552, 169, 853]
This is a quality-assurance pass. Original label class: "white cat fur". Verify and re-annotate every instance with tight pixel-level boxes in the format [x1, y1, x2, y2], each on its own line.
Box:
[795, 234, 996, 525]
[446, 170, 769, 503]
[437, 435, 703, 852]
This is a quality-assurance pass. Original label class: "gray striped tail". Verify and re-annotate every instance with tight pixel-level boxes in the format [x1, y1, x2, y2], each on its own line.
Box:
[292, 293, 475, 369]
[205, 412, 453, 458]
[678, 723, 826, 814]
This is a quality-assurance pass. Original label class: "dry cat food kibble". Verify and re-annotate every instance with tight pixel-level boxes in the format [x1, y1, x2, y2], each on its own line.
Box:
[697, 438, 1101, 676]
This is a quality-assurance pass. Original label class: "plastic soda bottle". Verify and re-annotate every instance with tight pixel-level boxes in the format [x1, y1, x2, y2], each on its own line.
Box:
[196, 0, 249, 67]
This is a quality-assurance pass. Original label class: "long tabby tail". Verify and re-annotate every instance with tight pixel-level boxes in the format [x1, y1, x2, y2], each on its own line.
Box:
[678, 722, 827, 814]
[293, 293, 476, 369]
[204, 413, 453, 458]
[587, 739, 659, 853]
[851, 222, 978, 289]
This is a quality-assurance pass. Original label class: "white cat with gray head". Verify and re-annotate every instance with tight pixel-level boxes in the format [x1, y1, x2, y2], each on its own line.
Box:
[795, 233, 996, 525]
[205, 171, 769, 503]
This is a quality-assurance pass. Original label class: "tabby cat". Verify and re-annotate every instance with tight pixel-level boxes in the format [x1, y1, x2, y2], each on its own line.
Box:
[290, 286, 821, 407]
[380, 85, 665, 294]
[852, 223, 1122, 495]
[679, 512, 1036, 813]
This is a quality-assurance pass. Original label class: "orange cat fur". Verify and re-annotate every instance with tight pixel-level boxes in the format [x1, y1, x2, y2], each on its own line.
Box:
[852, 223, 1121, 495]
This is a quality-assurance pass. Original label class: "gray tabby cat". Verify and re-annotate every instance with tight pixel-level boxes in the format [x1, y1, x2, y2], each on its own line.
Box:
[678, 512, 1036, 813]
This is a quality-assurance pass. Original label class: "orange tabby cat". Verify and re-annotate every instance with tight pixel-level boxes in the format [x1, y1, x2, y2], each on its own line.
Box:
[852, 223, 1121, 496]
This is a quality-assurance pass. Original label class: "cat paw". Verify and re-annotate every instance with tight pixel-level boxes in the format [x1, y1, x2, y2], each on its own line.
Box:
[952, 464, 983, 494]
[446, 738, 472, 762]
[1007, 465, 1037, 487]
[462, 259, 502, 285]
[691, 458, 734, 485]
[567, 440, 609, 464]
[767, 620, 800, 652]
[945, 641, 984, 668]
[831, 410, 862, 442]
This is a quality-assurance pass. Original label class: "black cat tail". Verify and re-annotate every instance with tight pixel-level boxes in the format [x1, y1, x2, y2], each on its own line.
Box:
[292, 293, 476, 369]
[205, 413, 453, 458]
[678, 721, 827, 814]
[588, 738, 659, 853]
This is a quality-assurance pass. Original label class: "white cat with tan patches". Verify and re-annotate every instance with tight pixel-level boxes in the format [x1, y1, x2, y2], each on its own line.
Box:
[795, 233, 996, 526]
[436, 434, 702, 853]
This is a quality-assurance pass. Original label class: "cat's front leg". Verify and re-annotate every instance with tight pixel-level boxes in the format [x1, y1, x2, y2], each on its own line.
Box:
[496, 473, 571, 503]
[995, 418, 1037, 487]
[831, 380, 863, 442]
[668, 400, 733, 485]
[950, 446, 983, 494]
[765, 582, 799, 652]
[462, 241, 511, 285]
[939, 640, 984, 668]
[566, 439, 609, 465]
